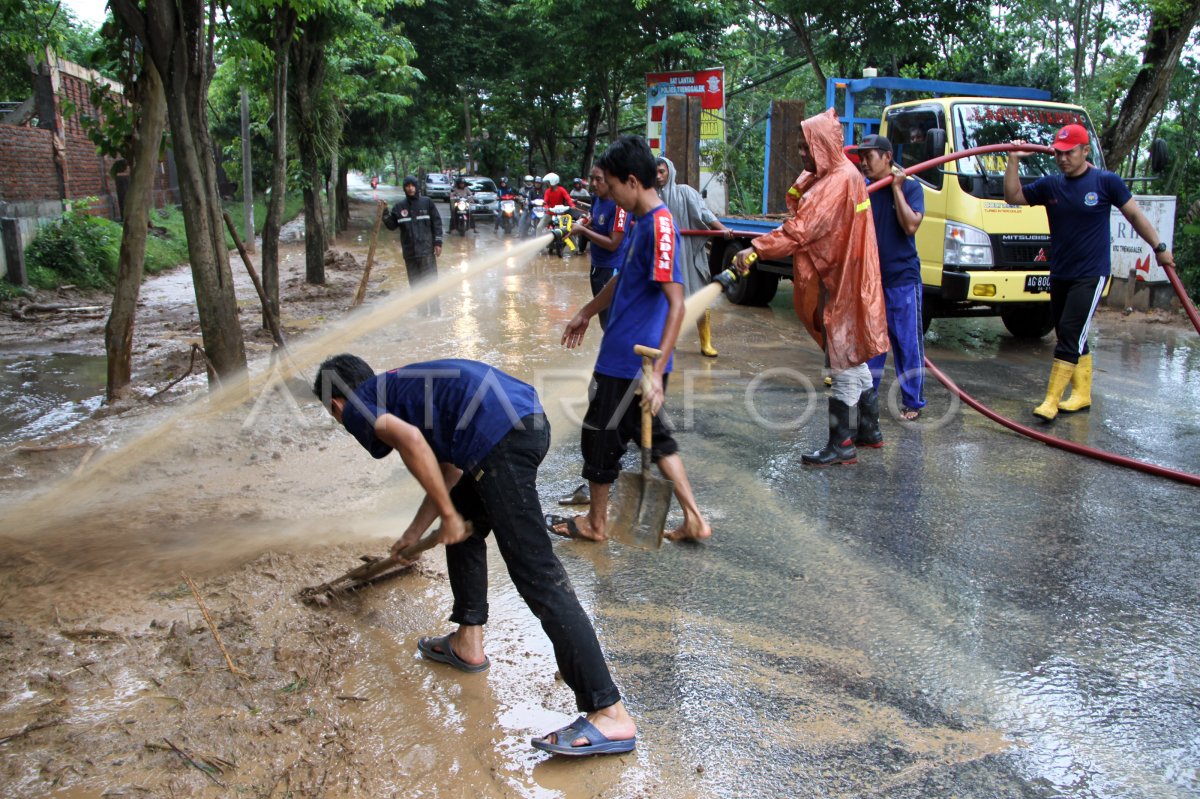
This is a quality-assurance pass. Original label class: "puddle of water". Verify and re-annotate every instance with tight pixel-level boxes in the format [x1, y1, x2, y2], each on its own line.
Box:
[0, 353, 107, 446]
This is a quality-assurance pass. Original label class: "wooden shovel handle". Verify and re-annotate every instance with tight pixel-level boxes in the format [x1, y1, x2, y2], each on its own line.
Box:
[396, 528, 443, 561]
[634, 345, 662, 452]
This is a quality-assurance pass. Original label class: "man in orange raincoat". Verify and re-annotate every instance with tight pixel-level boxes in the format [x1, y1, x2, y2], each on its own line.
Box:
[734, 109, 889, 466]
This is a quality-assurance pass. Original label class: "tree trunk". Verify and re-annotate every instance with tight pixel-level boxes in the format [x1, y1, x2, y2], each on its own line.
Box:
[337, 162, 349, 232]
[292, 22, 329, 285]
[110, 0, 247, 382]
[462, 90, 473, 174]
[1100, 0, 1200, 166]
[785, 11, 825, 87]
[300, 152, 326, 284]
[327, 141, 338, 243]
[580, 101, 601, 180]
[261, 7, 296, 330]
[105, 57, 167, 400]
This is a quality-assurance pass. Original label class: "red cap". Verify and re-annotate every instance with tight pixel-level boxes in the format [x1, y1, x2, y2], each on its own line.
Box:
[843, 144, 861, 166]
[1052, 124, 1089, 151]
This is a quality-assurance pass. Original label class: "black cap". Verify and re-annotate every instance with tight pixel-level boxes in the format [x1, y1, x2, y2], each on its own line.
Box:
[852, 134, 892, 155]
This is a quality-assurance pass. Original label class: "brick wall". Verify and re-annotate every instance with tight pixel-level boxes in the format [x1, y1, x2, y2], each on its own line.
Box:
[2, 55, 180, 281]
[0, 57, 155, 219]
[0, 125, 60, 203]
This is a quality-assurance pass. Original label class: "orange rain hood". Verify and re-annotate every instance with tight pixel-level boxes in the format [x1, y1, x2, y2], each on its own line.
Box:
[751, 108, 889, 370]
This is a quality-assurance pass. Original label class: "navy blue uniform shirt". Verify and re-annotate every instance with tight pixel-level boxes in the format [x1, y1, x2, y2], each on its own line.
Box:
[340, 359, 543, 473]
[1022, 166, 1131, 279]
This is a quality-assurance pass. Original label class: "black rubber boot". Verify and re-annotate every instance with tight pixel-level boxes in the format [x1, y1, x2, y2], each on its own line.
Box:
[854, 387, 883, 448]
[802, 398, 858, 466]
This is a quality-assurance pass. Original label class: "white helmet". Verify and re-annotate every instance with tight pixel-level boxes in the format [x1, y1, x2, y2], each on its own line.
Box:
[523, 174, 534, 184]
[544, 172, 560, 187]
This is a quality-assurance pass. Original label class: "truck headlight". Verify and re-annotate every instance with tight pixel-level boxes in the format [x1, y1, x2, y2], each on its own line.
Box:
[944, 222, 993, 267]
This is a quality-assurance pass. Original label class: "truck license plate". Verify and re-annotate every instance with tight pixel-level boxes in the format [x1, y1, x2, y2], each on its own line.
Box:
[1024, 274, 1051, 293]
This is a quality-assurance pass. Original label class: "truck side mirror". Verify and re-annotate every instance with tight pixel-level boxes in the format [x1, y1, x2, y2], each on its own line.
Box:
[1150, 138, 1169, 174]
[926, 128, 947, 156]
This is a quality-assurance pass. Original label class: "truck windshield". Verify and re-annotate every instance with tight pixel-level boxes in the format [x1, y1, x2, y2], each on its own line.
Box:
[952, 103, 1102, 193]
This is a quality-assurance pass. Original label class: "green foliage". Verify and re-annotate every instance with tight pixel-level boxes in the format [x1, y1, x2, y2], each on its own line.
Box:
[0, 0, 101, 100]
[22, 194, 304, 291]
[1176, 198, 1200, 301]
[24, 200, 120, 289]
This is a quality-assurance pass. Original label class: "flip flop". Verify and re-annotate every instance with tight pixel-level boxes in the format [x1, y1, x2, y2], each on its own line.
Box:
[901, 407, 922, 422]
[531, 716, 636, 756]
[545, 514, 584, 539]
[557, 483, 590, 505]
[417, 633, 490, 673]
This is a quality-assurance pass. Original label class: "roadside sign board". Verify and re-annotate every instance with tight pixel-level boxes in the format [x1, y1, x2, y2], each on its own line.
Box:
[1112, 195, 1175, 283]
[645, 68, 727, 214]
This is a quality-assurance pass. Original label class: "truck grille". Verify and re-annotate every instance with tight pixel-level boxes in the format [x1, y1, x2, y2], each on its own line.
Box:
[991, 234, 1052, 269]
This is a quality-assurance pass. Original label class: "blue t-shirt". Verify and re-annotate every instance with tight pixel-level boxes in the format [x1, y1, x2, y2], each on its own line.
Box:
[868, 179, 924, 288]
[1022, 166, 1131, 279]
[339, 359, 543, 472]
[588, 197, 628, 270]
[594, 204, 681, 380]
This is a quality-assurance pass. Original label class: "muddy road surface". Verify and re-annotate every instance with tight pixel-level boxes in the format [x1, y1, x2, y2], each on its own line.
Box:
[1, 175, 1197, 798]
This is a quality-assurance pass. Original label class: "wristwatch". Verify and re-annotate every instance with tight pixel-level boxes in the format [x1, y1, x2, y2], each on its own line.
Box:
[1153, 241, 1169, 254]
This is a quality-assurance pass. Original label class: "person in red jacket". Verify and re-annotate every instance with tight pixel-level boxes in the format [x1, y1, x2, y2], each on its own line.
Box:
[537, 172, 575, 235]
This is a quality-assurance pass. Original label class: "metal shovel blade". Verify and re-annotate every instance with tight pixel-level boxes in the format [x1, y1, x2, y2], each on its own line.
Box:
[608, 469, 674, 550]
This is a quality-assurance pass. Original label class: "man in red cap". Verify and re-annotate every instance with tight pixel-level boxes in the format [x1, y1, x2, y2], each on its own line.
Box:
[1004, 123, 1175, 420]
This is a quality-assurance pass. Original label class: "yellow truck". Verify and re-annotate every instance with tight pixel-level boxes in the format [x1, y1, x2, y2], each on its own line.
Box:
[717, 77, 1109, 338]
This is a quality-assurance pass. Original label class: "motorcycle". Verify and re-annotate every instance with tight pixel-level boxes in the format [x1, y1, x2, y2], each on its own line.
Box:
[452, 195, 473, 236]
[497, 197, 518, 235]
[526, 198, 546, 238]
[546, 205, 577, 258]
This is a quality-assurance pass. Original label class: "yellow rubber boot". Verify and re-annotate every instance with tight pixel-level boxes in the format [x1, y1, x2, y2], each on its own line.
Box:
[698, 310, 718, 357]
[1032, 359, 1075, 421]
[1057, 353, 1092, 413]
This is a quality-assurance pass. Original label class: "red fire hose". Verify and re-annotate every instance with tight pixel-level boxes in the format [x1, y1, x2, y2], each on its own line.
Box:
[681, 142, 1200, 488]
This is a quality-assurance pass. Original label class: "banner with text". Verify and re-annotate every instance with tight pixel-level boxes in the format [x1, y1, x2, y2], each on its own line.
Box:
[646, 68, 725, 154]
[1111, 195, 1175, 283]
[645, 68, 726, 213]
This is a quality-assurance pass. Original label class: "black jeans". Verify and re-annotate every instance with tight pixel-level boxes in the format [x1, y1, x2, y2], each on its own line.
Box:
[445, 414, 621, 712]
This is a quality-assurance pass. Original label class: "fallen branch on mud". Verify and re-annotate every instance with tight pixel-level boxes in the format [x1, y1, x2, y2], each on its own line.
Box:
[156, 738, 234, 787]
[0, 719, 65, 745]
[16, 443, 92, 453]
[148, 344, 211, 401]
[181, 572, 246, 678]
[9, 302, 106, 320]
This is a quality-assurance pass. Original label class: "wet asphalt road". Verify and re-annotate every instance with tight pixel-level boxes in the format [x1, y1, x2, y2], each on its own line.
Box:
[2, 179, 1194, 797]
[340, 178, 1200, 797]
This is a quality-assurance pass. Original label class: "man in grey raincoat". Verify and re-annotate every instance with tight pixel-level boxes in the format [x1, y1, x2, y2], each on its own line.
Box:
[655, 156, 733, 357]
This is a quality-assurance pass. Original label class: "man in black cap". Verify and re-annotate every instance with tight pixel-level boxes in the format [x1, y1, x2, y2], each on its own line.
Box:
[384, 175, 444, 315]
[852, 133, 926, 430]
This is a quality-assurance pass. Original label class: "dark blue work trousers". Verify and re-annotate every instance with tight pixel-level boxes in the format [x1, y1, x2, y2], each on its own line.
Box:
[867, 282, 926, 411]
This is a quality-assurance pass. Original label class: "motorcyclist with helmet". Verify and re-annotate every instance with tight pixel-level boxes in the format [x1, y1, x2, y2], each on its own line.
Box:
[449, 175, 473, 233]
[538, 172, 576, 235]
[494, 176, 520, 233]
[569, 177, 591, 208]
[518, 175, 540, 238]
